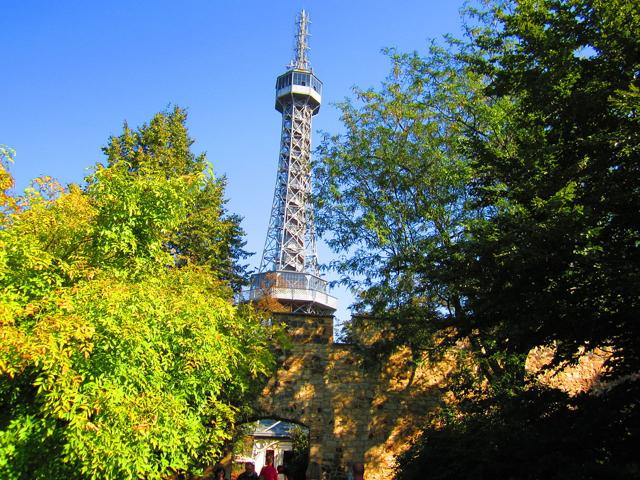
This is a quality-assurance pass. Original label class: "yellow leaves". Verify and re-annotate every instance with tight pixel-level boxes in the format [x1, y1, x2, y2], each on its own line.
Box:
[254, 295, 290, 314]
[132, 423, 151, 433]
[0, 300, 93, 376]
[23, 303, 39, 316]
[0, 297, 22, 326]
[84, 422, 100, 432]
[0, 325, 28, 375]
[0, 288, 97, 389]
[0, 180, 100, 303]
[55, 297, 73, 311]
[0, 116, 274, 477]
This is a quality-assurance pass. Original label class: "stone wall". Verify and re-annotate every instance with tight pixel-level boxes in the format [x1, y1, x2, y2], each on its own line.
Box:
[250, 313, 613, 479]
[251, 313, 611, 480]
[253, 313, 455, 480]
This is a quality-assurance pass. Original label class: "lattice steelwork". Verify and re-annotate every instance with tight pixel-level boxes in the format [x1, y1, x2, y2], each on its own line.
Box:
[262, 88, 318, 273]
[247, 11, 337, 314]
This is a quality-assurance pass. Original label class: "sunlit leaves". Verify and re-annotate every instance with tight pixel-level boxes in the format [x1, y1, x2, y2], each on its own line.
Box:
[0, 146, 17, 225]
[0, 110, 275, 478]
[101, 106, 251, 290]
[313, 44, 499, 349]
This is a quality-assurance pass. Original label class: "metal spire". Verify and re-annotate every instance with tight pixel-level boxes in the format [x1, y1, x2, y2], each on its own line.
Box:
[290, 10, 311, 71]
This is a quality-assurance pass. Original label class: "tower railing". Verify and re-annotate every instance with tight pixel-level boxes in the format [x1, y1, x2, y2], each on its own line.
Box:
[243, 271, 338, 312]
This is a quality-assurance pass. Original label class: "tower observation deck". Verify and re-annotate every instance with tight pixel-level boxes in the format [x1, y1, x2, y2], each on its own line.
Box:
[246, 11, 337, 314]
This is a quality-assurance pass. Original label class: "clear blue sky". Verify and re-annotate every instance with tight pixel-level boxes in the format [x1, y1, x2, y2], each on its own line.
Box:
[1, 0, 466, 326]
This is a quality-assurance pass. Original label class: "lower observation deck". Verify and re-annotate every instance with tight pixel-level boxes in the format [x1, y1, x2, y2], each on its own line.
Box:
[244, 271, 338, 313]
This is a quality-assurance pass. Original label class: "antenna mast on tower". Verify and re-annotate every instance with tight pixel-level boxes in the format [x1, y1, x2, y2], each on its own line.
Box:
[247, 10, 337, 315]
[291, 10, 311, 71]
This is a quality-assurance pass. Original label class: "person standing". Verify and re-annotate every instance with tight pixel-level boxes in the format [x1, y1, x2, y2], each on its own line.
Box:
[351, 463, 365, 480]
[213, 466, 227, 480]
[237, 461, 259, 480]
[259, 454, 278, 480]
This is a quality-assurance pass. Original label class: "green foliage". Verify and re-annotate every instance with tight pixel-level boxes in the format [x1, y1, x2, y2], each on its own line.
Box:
[0, 110, 276, 479]
[314, 44, 509, 355]
[316, 0, 640, 477]
[464, 0, 640, 381]
[0, 146, 17, 224]
[102, 106, 251, 290]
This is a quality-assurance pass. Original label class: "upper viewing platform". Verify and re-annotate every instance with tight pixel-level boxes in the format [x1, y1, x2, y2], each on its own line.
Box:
[275, 69, 323, 113]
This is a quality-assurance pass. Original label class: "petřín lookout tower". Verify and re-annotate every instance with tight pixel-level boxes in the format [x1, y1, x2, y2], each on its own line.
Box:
[248, 10, 337, 315]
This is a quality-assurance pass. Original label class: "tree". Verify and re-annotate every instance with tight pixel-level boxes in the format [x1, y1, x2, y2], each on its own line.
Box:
[314, 44, 508, 360]
[0, 111, 276, 479]
[0, 146, 17, 225]
[102, 106, 251, 291]
[399, 0, 639, 476]
[315, 0, 639, 476]
[438, 1, 638, 475]
[462, 0, 640, 387]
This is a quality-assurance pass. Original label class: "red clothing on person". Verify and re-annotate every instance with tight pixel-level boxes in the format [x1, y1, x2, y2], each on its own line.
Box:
[259, 464, 278, 480]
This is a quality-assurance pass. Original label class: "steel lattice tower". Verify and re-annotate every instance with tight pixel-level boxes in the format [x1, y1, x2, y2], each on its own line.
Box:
[248, 11, 337, 314]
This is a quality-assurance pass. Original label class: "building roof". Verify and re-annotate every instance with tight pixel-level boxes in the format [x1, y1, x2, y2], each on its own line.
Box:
[252, 419, 301, 439]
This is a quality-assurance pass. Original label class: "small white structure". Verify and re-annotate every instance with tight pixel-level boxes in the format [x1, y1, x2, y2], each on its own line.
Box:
[251, 420, 293, 473]
[234, 419, 307, 475]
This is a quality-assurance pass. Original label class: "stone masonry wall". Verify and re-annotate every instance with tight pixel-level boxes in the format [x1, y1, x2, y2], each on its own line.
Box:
[253, 313, 455, 480]
[251, 313, 610, 480]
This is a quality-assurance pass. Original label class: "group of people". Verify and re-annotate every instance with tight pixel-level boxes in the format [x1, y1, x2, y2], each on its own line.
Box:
[236, 454, 277, 480]
[213, 453, 282, 480]
[212, 455, 364, 480]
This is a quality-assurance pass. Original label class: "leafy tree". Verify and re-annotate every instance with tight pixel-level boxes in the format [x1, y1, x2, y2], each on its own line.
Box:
[416, 1, 640, 475]
[0, 146, 17, 224]
[462, 0, 640, 387]
[0, 112, 276, 479]
[102, 106, 251, 291]
[315, 0, 639, 477]
[314, 45, 508, 363]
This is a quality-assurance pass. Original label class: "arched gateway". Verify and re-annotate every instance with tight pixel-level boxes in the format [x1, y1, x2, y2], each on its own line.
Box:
[249, 312, 446, 480]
